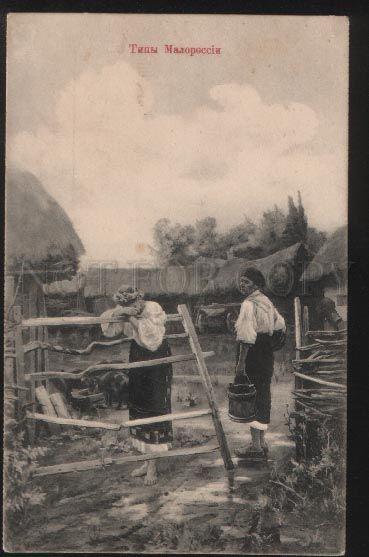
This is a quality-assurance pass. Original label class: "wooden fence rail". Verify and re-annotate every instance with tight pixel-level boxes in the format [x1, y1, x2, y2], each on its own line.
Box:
[22, 314, 182, 328]
[23, 333, 189, 355]
[293, 371, 346, 390]
[27, 408, 212, 431]
[33, 443, 220, 478]
[14, 303, 234, 476]
[25, 351, 215, 381]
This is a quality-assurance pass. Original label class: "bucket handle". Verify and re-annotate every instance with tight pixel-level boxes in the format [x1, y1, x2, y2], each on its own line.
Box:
[234, 370, 254, 387]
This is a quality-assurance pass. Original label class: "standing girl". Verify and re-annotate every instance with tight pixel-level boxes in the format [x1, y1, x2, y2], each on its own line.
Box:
[101, 285, 172, 485]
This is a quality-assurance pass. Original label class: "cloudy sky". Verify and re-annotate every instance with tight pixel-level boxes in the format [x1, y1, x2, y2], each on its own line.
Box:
[7, 14, 348, 265]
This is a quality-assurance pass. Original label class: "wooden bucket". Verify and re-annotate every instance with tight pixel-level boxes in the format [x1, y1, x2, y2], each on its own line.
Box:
[227, 382, 257, 423]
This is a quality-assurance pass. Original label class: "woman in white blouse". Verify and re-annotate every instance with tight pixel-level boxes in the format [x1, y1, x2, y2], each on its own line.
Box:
[100, 285, 172, 485]
[234, 267, 286, 459]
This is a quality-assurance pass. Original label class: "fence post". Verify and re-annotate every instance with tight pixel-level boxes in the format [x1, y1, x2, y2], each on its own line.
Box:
[303, 305, 309, 346]
[13, 306, 27, 414]
[294, 297, 303, 392]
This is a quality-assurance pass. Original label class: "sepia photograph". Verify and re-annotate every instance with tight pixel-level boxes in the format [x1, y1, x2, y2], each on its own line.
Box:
[4, 13, 348, 554]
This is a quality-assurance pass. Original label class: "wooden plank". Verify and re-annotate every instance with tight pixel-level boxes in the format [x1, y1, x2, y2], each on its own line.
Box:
[302, 306, 309, 344]
[294, 297, 302, 356]
[4, 274, 15, 311]
[5, 383, 30, 392]
[35, 386, 58, 416]
[23, 333, 189, 355]
[294, 297, 303, 392]
[296, 343, 321, 352]
[50, 392, 71, 419]
[178, 304, 234, 472]
[22, 313, 182, 328]
[33, 443, 220, 477]
[28, 328, 37, 406]
[27, 408, 213, 430]
[293, 358, 343, 365]
[35, 386, 60, 434]
[13, 306, 27, 412]
[4, 357, 16, 419]
[293, 388, 345, 394]
[307, 329, 347, 335]
[42, 326, 50, 391]
[295, 399, 332, 418]
[293, 371, 346, 390]
[123, 408, 212, 427]
[35, 327, 43, 381]
[312, 338, 346, 346]
[26, 351, 215, 381]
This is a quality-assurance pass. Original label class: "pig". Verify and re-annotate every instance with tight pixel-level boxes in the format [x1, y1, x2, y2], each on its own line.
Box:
[84, 371, 129, 409]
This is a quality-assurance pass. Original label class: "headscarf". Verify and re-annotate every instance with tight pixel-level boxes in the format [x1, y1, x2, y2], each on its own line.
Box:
[113, 284, 144, 306]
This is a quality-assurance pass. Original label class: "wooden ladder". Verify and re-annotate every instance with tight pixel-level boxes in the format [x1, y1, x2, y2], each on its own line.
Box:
[19, 304, 234, 477]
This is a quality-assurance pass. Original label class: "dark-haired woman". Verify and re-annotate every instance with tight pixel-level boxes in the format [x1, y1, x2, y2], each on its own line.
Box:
[234, 268, 285, 459]
[101, 285, 172, 485]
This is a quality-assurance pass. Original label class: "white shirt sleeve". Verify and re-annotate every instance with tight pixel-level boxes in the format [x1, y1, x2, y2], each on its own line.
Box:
[100, 307, 124, 338]
[235, 300, 257, 344]
[274, 307, 286, 332]
[136, 302, 167, 351]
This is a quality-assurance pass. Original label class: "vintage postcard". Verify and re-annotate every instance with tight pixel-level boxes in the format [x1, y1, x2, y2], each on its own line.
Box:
[4, 13, 348, 554]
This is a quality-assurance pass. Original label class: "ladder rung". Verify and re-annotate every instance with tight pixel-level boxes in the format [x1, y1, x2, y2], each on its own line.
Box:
[33, 443, 220, 477]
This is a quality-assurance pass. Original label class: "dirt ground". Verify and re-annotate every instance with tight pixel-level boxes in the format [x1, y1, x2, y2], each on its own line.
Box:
[10, 334, 341, 553]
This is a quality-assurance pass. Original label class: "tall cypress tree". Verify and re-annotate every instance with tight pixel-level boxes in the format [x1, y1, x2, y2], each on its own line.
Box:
[297, 190, 308, 239]
[282, 192, 308, 246]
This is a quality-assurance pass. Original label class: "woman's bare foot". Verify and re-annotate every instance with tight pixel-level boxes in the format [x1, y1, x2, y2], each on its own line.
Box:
[260, 432, 269, 454]
[144, 460, 158, 486]
[131, 462, 148, 477]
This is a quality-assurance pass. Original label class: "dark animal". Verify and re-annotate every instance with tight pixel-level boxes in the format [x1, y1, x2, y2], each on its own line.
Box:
[84, 371, 129, 409]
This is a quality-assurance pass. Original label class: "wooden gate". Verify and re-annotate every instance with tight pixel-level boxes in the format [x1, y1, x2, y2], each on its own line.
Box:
[11, 304, 234, 477]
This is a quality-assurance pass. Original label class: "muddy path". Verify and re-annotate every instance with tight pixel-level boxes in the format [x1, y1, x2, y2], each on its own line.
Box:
[9, 335, 340, 553]
[16, 382, 298, 553]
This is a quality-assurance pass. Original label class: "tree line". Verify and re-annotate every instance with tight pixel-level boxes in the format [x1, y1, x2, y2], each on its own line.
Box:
[152, 192, 326, 266]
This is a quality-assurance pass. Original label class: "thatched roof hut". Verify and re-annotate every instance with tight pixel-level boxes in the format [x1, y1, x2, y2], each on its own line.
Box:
[300, 225, 347, 284]
[6, 168, 85, 275]
[208, 242, 310, 297]
[300, 226, 347, 324]
[5, 168, 85, 317]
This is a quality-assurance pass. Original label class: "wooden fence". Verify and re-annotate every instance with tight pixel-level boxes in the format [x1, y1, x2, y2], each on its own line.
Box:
[291, 297, 346, 459]
[6, 304, 234, 477]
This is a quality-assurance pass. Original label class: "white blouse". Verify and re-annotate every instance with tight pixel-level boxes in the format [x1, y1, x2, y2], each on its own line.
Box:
[101, 301, 167, 352]
[235, 290, 286, 345]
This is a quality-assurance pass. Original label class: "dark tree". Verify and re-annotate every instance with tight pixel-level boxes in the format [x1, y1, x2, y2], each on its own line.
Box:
[152, 218, 196, 266]
[193, 217, 219, 258]
[306, 227, 327, 254]
[282, 191, 308, 246]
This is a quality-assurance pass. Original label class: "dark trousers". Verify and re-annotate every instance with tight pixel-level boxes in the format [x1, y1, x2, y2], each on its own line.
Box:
[235, 334, 274, 424]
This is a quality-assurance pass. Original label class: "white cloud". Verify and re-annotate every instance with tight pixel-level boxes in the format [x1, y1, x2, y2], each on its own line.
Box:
[8, 60, 346, 265]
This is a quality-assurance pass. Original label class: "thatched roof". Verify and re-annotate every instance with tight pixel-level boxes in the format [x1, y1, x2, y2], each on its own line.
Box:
[228, 242, 263, 259]
[195, 256, 227, 268]
[209, 242, 310, 296]
[300, 226, 347, 283]
[6, 168, 85, 274]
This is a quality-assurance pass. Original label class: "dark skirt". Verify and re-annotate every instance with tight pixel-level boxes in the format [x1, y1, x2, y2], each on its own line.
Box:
[236, 333, 274, 424]
[128, 339, 173, 444]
